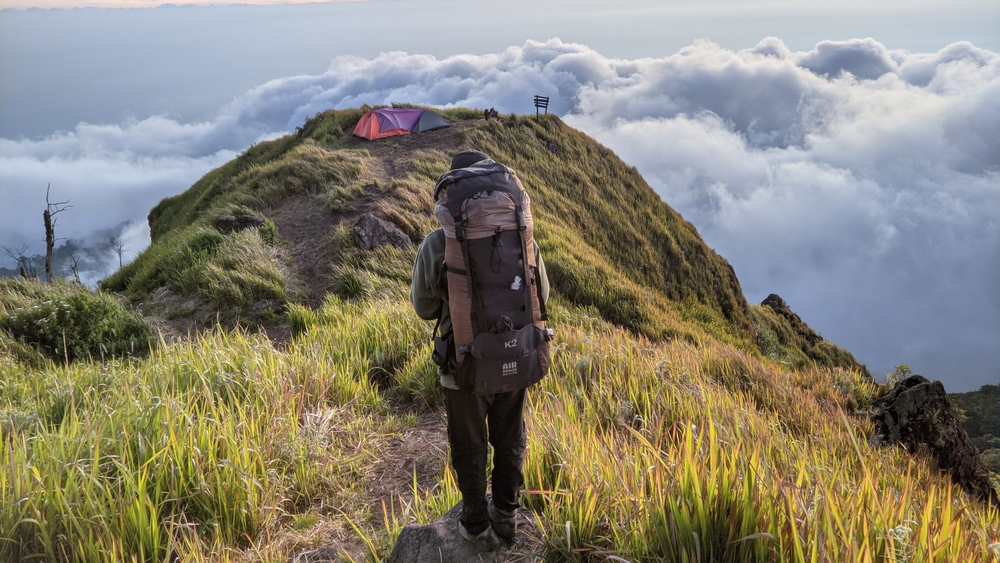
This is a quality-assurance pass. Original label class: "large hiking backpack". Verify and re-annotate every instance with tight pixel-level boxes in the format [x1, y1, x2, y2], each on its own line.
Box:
[432, 159, 552, 394]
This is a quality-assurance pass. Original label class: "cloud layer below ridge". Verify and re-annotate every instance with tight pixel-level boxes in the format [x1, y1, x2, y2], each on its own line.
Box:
[1, 38, 997, 390]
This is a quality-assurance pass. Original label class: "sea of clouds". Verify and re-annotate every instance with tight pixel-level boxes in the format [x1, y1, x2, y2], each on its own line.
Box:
[1, 38, 997, 389]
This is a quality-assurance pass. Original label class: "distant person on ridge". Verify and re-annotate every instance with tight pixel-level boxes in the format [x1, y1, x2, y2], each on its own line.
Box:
[411, 149, 553, 552]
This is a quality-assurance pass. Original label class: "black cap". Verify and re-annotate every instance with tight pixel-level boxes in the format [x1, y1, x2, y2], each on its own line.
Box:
[451, 150, 490, 170]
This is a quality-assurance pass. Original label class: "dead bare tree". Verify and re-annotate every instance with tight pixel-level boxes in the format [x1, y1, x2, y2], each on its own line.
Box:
[109, 236, 129, 270]
[70, 255, 83, 283]
[44, 183, 72, 283]
[3, 245, 37, 279]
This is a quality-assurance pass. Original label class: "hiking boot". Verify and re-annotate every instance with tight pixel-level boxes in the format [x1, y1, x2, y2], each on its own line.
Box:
[488, 499, 517, 541]
[458, 521, 501, 552]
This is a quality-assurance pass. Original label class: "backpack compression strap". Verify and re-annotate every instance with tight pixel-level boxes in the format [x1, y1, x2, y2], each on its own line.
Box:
[515, 202, 536, 326]
[453, 217, 491, 335]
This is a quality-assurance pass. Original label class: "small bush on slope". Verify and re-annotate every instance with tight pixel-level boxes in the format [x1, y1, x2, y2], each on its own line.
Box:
[0, 279, 154, 364]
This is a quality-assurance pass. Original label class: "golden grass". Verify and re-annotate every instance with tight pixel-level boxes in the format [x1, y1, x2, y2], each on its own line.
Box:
[524, 315, 999, 561]
[1, 291, 998, 561]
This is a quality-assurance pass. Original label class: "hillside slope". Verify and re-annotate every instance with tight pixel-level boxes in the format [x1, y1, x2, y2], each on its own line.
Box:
[103, 108, 866, 375]
[951, 384, 1000, 481]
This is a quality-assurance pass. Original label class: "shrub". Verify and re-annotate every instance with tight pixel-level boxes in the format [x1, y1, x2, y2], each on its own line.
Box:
[288, 303, 318, 337]
[0, 330, 48, 369]
[197, 230, 286, 311]
[258, 218, 280, 245]
[0, 291, 155, 363]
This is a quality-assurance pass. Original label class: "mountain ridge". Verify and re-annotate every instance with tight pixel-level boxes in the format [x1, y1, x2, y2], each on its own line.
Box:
[103, 107, 868, 376]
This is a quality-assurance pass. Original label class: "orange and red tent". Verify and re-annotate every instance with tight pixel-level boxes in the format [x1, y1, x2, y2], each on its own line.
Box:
[353, 108, 451, 140]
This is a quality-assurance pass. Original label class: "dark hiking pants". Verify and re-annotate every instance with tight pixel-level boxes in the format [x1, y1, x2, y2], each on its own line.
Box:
[443, 386, 527, 535]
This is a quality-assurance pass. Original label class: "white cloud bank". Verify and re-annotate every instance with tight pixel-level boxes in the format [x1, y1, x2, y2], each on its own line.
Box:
[1, 38, 996, 390]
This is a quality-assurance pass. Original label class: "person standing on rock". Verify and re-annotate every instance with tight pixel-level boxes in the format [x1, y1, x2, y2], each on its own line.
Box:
[411, 149, 553, 552]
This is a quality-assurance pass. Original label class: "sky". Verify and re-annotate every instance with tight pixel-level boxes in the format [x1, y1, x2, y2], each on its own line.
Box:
[0, 0, 997, 391]
[0, 0, 360, 8]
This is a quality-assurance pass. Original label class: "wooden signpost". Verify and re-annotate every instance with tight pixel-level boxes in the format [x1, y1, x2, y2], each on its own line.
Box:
[534, 95, 550, 118]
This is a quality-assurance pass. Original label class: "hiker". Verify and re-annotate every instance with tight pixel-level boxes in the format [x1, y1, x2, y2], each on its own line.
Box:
[411, 150, 552, 552]
[490, 107, 499, 119]
[484, 108, 492, 121]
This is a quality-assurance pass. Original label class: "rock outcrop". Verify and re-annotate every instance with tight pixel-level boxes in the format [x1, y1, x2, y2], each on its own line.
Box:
[870, 375, 1000, 506]
[351, 214, 412, 251]
[383, 503, 541, 563]
[291, 546, 346, 563]
[387, 504, 496, 563]
[761, 293, 822, 346]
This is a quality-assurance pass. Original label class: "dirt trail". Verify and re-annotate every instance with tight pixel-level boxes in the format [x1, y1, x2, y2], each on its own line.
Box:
[267, 121, 477, 311]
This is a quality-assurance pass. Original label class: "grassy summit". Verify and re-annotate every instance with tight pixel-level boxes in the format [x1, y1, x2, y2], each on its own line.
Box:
[2, 108, 994, 561]
[103, 108, 865, 374]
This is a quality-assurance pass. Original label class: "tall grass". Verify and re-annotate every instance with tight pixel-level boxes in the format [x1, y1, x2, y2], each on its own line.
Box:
[0, 294, 439, 561]
[3, 294, 996, 561]
[520, 315, 999, 561]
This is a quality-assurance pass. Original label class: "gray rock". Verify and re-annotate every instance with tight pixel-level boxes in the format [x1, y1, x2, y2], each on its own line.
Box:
[386, 504, 496, 563]
[351, 214, 412, 251]
[870, 375, 1000, 506]
[292, 546, 344, 562]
